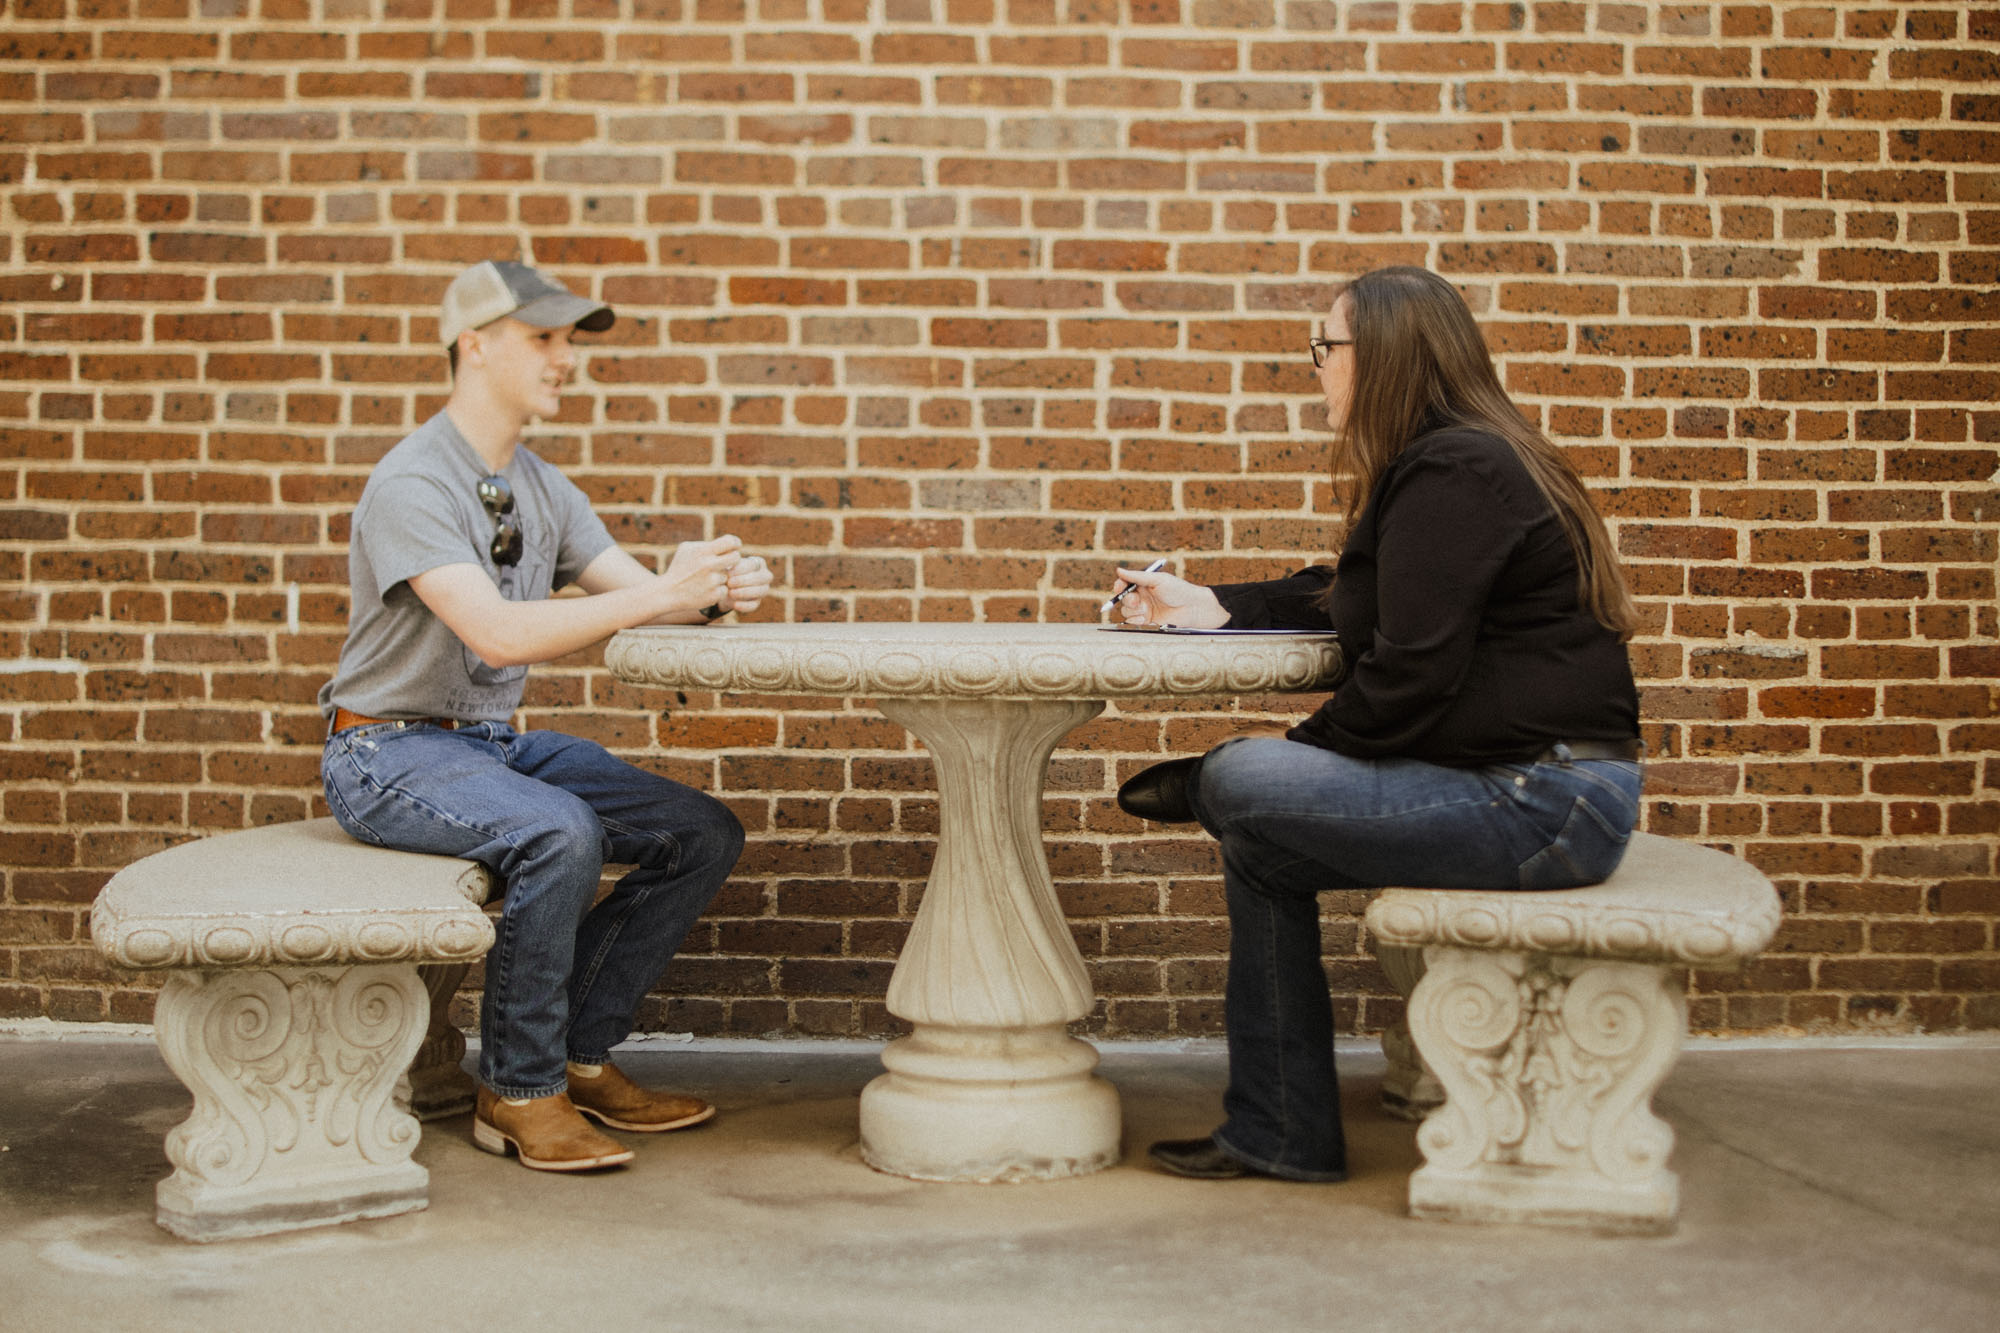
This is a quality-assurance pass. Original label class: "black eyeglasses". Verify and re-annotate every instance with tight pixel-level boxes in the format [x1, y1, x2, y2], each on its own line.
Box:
[1309, 336, 1353, 368]
[476, 474, 523, 568]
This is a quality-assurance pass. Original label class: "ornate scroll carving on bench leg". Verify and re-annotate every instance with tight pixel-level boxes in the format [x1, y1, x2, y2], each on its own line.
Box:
[1375, 943, 1444, 1122]
[151, 962, 432, 1241]
[407, 962, 476, 1120]
[1404, 946, 1685, 1233]
[859, 695, 1122, 1183]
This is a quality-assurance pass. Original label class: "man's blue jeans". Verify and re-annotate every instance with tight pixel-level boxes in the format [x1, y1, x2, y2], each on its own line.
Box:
[322, 721, 743, 1099]
[1187, 737, 1643, 1181]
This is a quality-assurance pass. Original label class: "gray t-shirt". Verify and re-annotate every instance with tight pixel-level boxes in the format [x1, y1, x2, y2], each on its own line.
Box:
[319, 411, 616, 723]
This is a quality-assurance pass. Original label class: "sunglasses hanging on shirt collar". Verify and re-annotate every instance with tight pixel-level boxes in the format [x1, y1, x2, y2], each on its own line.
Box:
[477, 474, 523, 568]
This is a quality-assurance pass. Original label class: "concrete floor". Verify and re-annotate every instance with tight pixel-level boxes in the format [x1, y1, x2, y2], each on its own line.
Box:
[1, 1029, 1996, 1333]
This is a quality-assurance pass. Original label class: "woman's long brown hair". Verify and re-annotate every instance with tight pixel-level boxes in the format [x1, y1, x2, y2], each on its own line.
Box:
[1330, 266, 1639, 639]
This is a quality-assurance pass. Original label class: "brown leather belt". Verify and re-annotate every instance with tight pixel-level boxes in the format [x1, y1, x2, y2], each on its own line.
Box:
[1533, 739, 1643, 763]
[330, 708, 465, 735]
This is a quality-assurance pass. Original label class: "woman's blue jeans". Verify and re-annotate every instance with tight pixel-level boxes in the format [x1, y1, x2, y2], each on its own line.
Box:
[322, 721, 743, 1099]
[1187, 737, 1643, 1181]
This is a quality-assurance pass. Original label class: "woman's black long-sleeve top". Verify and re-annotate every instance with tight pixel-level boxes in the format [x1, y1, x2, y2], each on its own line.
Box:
[1212, 426, 1639, 766]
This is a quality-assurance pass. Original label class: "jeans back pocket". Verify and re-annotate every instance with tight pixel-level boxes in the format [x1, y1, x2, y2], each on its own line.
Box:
[1516, 794, 1633, 891]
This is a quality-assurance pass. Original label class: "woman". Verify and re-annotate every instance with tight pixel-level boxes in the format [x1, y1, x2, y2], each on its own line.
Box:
[1108, 265, 1643, 1183]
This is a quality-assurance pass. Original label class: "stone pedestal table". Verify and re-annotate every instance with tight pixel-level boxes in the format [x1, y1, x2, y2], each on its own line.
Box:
[607, 622, 1341, 1183]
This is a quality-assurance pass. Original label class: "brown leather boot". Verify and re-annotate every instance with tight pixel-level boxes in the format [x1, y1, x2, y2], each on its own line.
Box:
[473, 1088, 635, 1171]
[565, 1061, 716, 1133]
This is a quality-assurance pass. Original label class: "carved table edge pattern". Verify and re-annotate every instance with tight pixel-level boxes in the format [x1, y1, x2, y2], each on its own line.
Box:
[605, 624, 1344, 701]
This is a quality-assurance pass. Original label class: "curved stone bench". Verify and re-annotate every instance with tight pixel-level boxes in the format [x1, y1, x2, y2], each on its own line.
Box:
[91, 818, 495, 1242]
[1363, 831, 1781, 1234]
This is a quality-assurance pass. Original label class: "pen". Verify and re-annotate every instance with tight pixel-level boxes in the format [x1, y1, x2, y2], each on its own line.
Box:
[1101, 558, 1168, 613]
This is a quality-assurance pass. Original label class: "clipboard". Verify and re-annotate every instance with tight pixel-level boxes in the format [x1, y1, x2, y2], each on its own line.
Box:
[1099, 625, 1337, 637]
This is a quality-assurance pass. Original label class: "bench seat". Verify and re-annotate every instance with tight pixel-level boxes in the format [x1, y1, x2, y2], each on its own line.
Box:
[1363, 831, 1781, 1234]
[92, 818, 495, 1242]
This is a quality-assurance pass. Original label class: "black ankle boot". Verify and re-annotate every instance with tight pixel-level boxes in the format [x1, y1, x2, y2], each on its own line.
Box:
[1147, 1137, 1255, 1179]
[1116, 755, 1202, 823]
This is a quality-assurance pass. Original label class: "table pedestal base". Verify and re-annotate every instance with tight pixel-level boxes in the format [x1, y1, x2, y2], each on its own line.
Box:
[859, 1022, 1121, 1182]
[865, 693, 1118, 1183]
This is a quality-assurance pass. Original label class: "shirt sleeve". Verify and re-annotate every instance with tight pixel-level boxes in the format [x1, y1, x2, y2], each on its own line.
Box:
[547, 471, 616, 589]
[1290, 457, 1526, 756]
[1211, 567, 1338, 629]
[358, 472, 483, 599]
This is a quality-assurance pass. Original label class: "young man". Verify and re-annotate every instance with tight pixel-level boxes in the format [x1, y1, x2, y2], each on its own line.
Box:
[319, 260, 773, 1172]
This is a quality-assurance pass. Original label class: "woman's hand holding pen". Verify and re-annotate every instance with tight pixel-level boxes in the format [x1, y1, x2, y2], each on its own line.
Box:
[1104, 563, 1231, 629]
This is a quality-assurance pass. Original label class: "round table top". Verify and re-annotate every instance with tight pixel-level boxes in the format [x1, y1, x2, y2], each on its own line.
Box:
[607, 622, 1342, 701]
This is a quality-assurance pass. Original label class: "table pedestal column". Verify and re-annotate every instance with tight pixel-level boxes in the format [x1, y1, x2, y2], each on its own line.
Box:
[860, 695, 1120, 1182]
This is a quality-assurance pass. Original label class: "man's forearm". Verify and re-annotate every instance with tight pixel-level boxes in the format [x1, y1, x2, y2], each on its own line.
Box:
[411, 563, 709, 669]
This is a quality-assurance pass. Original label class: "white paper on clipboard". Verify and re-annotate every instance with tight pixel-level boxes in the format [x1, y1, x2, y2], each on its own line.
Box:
[1099, 625, 1337, 637]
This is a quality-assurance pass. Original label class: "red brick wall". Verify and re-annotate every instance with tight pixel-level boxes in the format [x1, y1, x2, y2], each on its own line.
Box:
[2, 1, 1996, 1036]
